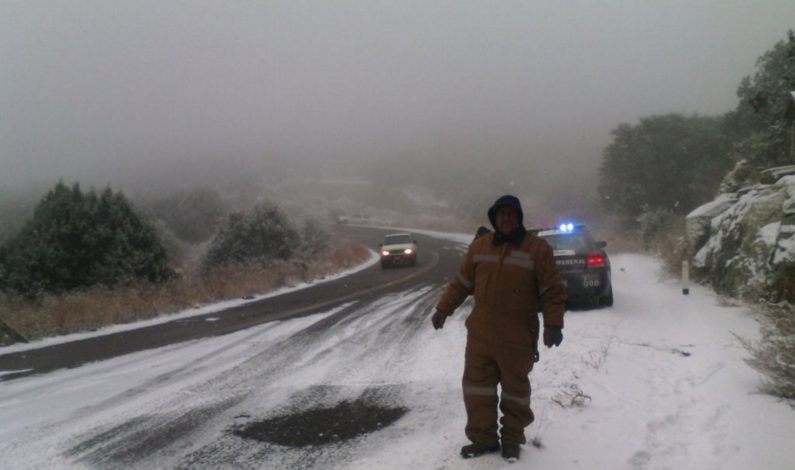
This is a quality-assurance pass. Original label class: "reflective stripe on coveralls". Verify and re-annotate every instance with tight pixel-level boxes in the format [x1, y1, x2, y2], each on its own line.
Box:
[472, 253, 500, 264]
[500, 390, 531, 405]
[474, 252, 534, 269]
[462, 384, 497, 397]
[456, 273, 474, 291]
[463, 385, 531, 404]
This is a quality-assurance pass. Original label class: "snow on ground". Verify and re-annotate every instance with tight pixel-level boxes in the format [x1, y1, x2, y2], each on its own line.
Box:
[0, 231, 793, 470]
[340, 253, 791, 470]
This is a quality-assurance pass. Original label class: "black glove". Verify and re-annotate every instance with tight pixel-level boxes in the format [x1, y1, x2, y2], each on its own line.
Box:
[431, 309, 448, 330]
[543, 326, 563, 348]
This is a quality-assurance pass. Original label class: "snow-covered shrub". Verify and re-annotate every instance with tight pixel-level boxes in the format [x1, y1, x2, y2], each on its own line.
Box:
[202, 203, 298, 270]
[0, 182, 175, 298]
[738, 303, 795, 401]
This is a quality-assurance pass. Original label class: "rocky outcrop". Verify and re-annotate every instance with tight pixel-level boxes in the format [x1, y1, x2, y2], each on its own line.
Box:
[687, 170, 795, 304]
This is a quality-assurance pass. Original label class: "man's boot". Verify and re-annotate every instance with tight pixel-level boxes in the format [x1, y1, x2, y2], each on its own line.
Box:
[460, 442, 500, 458]
[501, 442, 520, 462]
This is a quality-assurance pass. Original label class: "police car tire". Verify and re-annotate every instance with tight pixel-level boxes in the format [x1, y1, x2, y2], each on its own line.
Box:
[600, 287, 614, 307]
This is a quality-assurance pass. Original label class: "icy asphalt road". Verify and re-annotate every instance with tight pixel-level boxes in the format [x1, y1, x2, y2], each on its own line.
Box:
[0, 225, 456, 380]
[0, 228, 793, 470]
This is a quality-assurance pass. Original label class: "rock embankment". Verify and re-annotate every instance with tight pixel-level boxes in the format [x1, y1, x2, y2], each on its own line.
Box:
[687, 170, 795, 304]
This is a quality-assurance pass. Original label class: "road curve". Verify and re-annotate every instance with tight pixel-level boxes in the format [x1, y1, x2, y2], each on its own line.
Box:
[0, 225, 466, 381]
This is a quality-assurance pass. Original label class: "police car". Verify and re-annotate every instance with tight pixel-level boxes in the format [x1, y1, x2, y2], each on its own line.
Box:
[535, 223, 613, 308]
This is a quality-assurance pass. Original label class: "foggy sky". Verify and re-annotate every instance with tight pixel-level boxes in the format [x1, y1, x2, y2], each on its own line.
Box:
[2, 0, 795, 195]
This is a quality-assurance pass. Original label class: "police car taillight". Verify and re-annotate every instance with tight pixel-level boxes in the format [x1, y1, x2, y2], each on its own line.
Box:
[587, 253, 606, 267]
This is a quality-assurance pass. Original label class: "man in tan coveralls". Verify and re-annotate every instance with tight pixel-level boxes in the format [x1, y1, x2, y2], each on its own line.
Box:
[431, 194, 566, 462]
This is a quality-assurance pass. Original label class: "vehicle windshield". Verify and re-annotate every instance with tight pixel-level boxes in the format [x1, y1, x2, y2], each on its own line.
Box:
[540, 234, 589, 252]
[383, 234, 413, 245]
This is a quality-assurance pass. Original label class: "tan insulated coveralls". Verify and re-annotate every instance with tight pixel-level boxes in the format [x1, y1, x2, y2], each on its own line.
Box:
[436, 231, 566, 446]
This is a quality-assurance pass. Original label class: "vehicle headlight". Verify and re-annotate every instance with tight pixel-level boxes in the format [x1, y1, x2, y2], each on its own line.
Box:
[381, 250, 389, 256]
[404, 248, 413, 254]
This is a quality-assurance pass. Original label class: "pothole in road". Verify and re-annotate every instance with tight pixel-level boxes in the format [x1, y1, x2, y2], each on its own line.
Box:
[232, 398, 408, 447]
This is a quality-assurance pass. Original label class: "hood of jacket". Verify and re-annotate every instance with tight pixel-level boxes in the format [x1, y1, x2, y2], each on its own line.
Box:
[487, 194, 527, 245]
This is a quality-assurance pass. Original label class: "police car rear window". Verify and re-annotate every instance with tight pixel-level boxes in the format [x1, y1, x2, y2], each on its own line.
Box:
[540, 234, 588, 252]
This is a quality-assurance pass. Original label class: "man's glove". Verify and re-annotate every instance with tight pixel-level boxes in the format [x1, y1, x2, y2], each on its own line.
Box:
[543, 326, 563, 348]
[431, 309, 448, 330]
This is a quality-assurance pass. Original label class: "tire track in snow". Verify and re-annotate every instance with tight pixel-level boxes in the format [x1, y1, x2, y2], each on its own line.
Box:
[64, 284, 449, 469]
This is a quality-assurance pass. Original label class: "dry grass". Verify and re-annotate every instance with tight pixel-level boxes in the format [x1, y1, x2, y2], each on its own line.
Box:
[0, 243, 371, 345]
[736, 302, 795, 403]
[650, 218, 688, 277]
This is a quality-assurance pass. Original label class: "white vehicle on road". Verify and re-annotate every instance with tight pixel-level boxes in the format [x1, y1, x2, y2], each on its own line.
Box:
[379, 232, 418, 268]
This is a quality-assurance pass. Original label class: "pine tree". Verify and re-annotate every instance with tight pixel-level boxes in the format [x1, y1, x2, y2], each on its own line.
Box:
[598, 114, 731, 222]
[725, 30, 795, 169]
[0, 182, 175, 298]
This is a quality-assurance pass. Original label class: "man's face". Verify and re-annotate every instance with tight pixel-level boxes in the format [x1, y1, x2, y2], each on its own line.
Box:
[495, 206, 519, 235]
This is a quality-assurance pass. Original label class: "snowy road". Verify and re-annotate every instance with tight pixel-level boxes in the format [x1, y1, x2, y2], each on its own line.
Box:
[0, 231, 792, 470]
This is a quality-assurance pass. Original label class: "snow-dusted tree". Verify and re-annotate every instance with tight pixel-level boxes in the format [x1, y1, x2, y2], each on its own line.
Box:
[598, 114, 731, 222]
[0, 182, 175, 298]
[203, 203, 298, 269]
[724, 30, 795, 170]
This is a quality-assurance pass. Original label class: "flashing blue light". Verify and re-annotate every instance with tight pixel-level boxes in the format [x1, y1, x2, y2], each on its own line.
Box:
[559, 223, 575, 232]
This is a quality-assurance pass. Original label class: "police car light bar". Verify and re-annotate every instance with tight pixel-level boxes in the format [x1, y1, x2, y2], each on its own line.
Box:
[558, 223, 575, 232]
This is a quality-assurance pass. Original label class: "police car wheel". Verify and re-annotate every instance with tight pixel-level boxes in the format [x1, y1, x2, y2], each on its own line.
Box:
[599, 287, 614, 307]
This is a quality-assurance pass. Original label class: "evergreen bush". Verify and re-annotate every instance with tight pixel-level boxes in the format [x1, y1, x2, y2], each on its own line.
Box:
[203, 203, 298, 269]
[0, 182, 175, 298]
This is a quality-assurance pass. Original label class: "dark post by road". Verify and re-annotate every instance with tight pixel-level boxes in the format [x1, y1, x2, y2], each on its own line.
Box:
[682, 260, 690, 295]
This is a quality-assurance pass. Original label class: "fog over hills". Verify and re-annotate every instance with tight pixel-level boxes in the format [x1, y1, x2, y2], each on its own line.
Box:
[3, 1, 795, 222]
